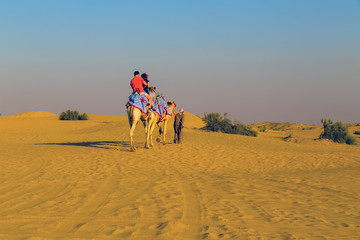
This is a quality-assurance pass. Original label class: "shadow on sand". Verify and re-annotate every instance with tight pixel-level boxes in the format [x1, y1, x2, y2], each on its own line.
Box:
[37, 141, 130, 152]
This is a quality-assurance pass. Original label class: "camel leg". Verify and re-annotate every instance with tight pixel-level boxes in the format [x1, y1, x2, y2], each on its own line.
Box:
[127, 108, 135, 151]
[127, 110, 132, 126]
[149, 128, 154, 147]
[144, 112, 156, 149]
[148, 119, 154, 147]
[157, 122, 163, 143]
[130, 120, 138, 151]
[162, 120, 168, 145]
[149, 121, 156, 148]
[142, 119, 151, 149]
[128, 108, 141, 152]
[148, 116, 158, 148]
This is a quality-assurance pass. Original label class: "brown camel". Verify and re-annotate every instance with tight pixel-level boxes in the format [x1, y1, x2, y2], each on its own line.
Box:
[147, 101, 176, 147]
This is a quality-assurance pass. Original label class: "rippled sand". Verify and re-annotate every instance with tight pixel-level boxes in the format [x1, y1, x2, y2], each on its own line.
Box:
[0, 111, 359, 239]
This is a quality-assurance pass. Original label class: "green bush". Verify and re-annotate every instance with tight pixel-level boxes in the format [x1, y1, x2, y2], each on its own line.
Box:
[80, 113, 88, 120]
[202, 113, 223, 132]
[320, 118, 356, 145]
[346, 135, 357, 145]
[258, 125, 267, 132]
[59, 110, 88, 120]
[202, 113, 257, 137]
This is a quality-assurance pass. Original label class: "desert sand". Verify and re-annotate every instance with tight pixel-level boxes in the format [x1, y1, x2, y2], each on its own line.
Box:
[0, 111, 359, 239]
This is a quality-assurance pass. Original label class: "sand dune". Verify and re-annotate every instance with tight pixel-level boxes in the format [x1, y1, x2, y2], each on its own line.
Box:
[3, 111, 58, 119]
[0, 112, 359, 239]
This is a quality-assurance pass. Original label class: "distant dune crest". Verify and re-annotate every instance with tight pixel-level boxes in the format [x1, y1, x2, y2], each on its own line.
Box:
[5, 111, 57, 119]
[173, 111, 205, 129]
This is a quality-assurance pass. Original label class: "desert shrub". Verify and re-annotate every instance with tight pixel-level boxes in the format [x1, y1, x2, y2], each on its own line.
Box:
[79, 113, 88, 120]
[59, 110, 88, 120]
[202, 112, 223, 132]
[346, 135, 357, 145]
[232, 123, 258, 137]
[203, 113, 257, 137]
[354, 130, 360, 135]
[320, 118, 356, 145]
[258, 125, 267, 132]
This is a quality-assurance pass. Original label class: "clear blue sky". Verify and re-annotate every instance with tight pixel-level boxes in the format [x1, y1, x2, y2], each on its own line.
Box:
[1, 0, 359, 124]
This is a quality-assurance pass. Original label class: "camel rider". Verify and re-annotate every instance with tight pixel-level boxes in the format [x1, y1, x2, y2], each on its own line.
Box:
[130, 71, 152, 107]
[141, 73, 150, 94]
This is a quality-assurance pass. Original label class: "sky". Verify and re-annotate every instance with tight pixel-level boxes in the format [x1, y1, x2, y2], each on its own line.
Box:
[1, 0, 359, 124]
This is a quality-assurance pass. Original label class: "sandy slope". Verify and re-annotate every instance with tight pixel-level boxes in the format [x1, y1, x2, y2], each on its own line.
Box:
[0, 112, 359, 239]
[3, 111, 58, 119]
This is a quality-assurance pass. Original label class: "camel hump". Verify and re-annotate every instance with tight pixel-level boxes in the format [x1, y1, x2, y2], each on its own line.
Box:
[127, 93, 149, 114]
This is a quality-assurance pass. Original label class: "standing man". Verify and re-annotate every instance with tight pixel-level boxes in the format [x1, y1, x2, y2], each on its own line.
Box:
[174, 108, 185, 144]
[130, 71, 152, 106]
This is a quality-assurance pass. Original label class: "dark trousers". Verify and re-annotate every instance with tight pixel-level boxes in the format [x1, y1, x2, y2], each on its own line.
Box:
[174, 127, 183, 144]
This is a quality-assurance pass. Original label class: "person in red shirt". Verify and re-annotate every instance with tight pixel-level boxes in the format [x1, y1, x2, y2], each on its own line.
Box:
[130, 71, 152, 106]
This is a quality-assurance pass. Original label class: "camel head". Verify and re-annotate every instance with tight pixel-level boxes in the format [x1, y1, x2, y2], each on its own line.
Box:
[167, 101, 176, 111]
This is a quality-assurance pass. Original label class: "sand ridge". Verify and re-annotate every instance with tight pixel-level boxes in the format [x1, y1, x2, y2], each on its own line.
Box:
[3, 111, 58, 119]
[0, 113, 359, 239]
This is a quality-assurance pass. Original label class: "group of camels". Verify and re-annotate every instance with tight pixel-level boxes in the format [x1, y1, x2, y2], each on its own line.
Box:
[127, 99, 176, 151]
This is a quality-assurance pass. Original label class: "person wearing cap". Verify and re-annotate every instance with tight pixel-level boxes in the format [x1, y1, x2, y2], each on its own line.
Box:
[173, 108, 185, 144]
[130, 71, 152, 106]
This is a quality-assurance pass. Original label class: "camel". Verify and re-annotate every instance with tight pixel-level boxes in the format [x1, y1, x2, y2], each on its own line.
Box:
[127, 104, 155, 152]
[147, 101, 176, 147]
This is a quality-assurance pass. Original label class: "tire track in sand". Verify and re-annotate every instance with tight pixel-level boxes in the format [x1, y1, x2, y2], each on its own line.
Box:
[0, 157, 76, 216]
[130, 191, 164, 240]
[209, 179, 313, 239]
[0, 158, 48, 194]
[55, 166, 120, 233]
[0, 167, 63, 208]
[0, 182, 74, 216]
[54, 165, 159, 238]
[197, 178, 265, 240]
[175, 179, 202, 240]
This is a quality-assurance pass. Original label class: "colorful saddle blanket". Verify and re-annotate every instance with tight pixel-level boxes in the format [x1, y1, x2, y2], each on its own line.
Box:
[127, 93, 149, 114]
[153, 97, 172, 119]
